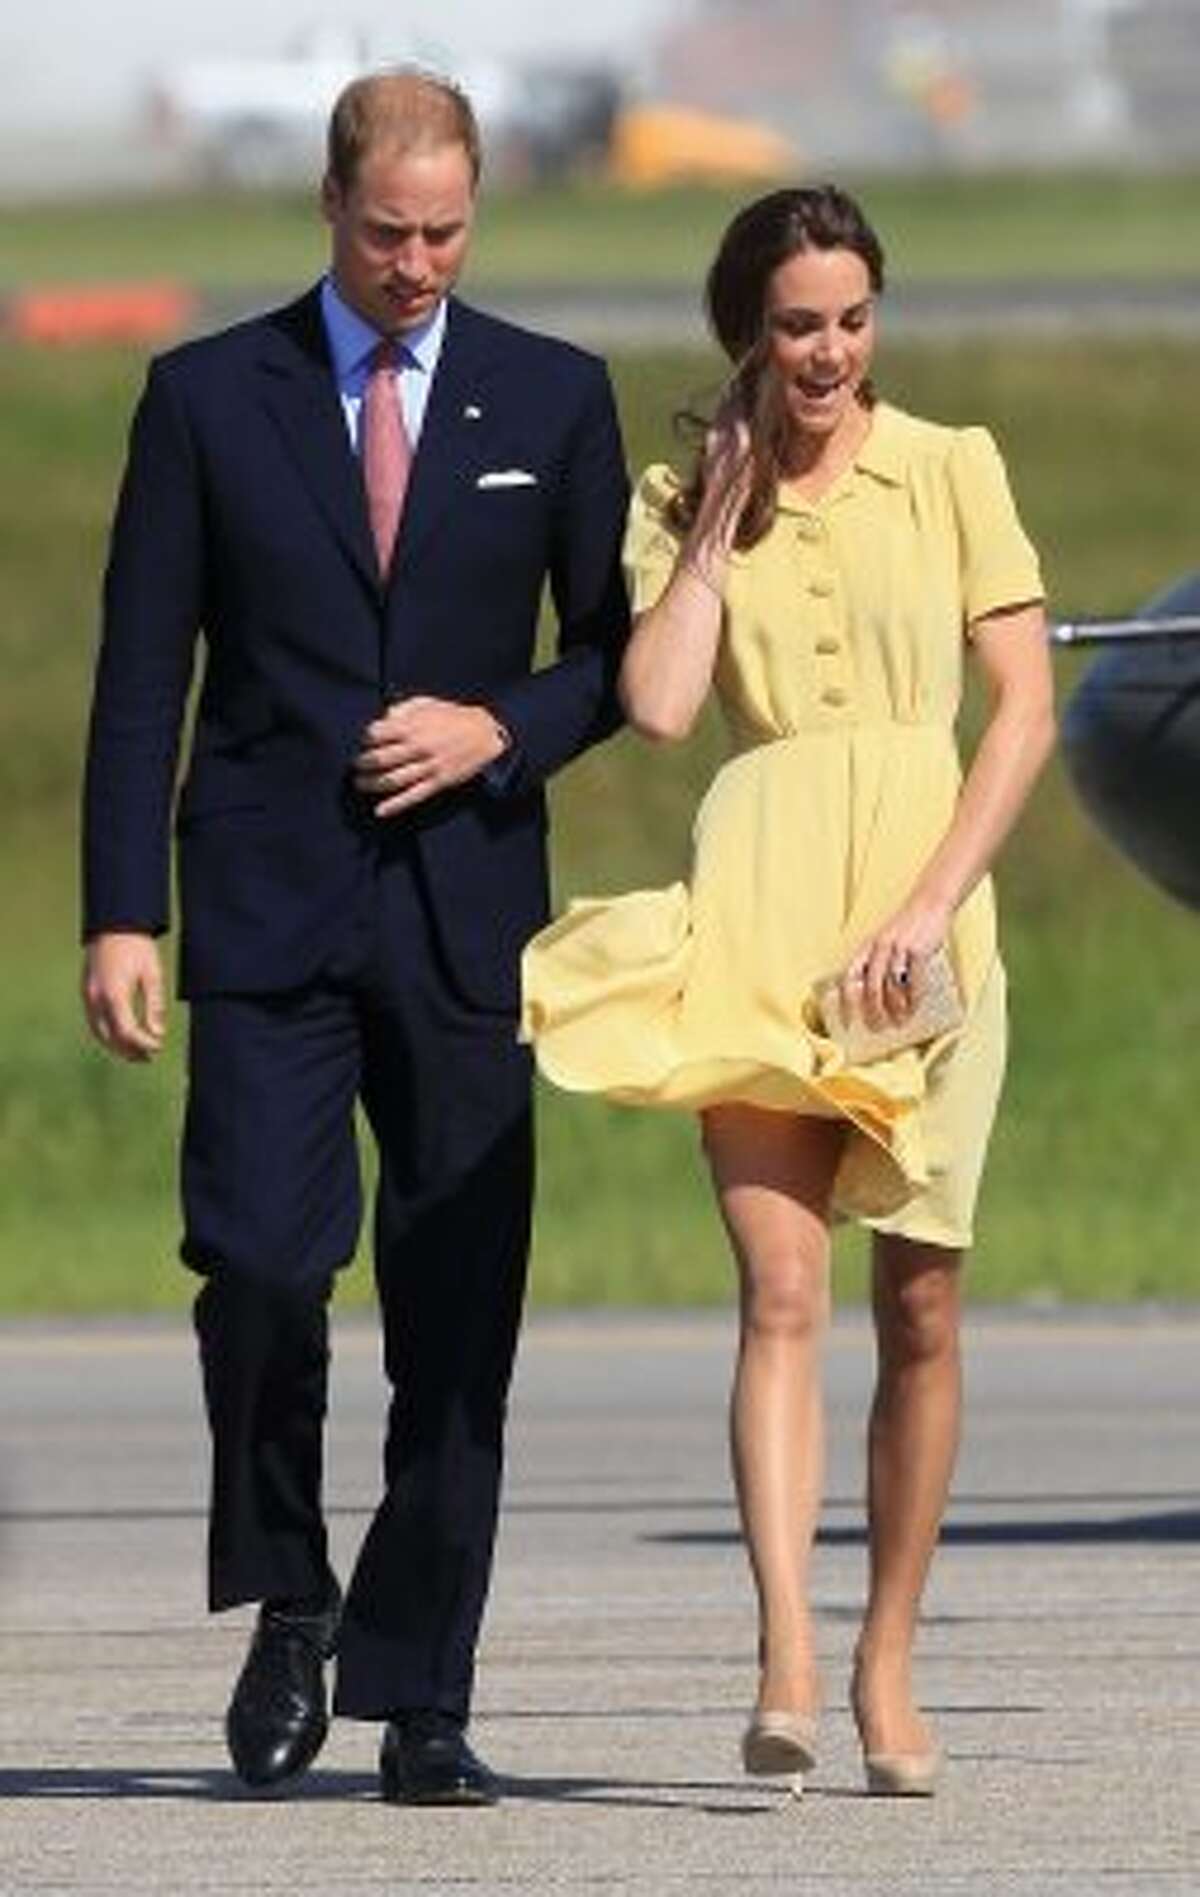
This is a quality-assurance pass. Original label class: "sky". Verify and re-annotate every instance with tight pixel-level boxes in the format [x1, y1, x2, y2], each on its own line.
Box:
[2, 0, 687, 130]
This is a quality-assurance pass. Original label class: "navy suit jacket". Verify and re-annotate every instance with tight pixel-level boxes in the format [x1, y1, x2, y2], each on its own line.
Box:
[82, 288, 630, 1007]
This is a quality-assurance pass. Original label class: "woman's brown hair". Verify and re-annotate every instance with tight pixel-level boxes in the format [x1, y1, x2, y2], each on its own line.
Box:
[668, 185, 886, 550]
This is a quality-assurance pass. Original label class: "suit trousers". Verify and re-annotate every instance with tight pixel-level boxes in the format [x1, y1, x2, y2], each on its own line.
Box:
[183, 833, 534, 1722]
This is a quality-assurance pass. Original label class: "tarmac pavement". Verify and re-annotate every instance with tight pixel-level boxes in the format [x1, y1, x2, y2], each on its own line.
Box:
[0, 1308, 1197, 1894]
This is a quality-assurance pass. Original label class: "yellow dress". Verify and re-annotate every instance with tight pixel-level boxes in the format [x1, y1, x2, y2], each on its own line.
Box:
[522, 404, 1045, 1247]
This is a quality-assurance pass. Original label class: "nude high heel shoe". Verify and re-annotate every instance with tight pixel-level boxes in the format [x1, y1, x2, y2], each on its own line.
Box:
[741, 1708, 820, 1780]
[862, 1746, 941, 1797]
[851, 1653, 940, 1796]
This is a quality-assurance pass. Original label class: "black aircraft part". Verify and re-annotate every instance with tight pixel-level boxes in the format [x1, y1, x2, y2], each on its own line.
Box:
[1061, 572, 1200, 911]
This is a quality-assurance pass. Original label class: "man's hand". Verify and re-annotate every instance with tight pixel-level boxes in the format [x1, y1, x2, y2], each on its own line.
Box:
[353, 696, 510, 818]
[82, 931, 167, 1062]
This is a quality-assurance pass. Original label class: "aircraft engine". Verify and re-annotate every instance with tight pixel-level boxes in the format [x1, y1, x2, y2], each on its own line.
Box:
[1061, 571, 1200, 911]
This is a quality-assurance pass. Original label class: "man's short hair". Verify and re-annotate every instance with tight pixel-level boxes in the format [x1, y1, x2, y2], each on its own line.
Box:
[327, 68, 482, 192]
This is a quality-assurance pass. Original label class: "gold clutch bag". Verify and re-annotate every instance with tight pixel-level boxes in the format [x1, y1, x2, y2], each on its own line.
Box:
[813, 945, 965, 1064]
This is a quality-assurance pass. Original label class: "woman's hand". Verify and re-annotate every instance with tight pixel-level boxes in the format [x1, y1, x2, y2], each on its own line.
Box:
[836, 895, 954, 1033]
[693, 399, 751, 551]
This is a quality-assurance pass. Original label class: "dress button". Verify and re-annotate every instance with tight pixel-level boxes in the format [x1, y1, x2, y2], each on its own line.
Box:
[795, 517, 823, 542]
[815, 636, 840, 655]
[821, 686, 849, 707]
[809, 576, 835, 598]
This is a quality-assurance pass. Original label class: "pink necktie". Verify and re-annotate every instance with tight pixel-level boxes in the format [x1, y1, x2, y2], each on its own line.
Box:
[362, 338, 411, 577]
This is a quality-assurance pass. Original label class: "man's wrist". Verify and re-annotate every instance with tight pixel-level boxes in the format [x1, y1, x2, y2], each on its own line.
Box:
[481, 708, 514, 762]
[477, 705, 523, 796]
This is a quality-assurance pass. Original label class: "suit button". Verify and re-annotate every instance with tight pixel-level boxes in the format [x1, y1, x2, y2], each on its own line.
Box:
[821, 686, 849, 708]
[809, 576, 835, 598]
[815, 636, 841, 655]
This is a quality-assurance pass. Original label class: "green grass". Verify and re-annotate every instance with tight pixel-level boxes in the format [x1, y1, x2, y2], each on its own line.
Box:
[476, 169, 1200, 288]
[1, 170, 1198, 292]
[1, 334, 1199, 1312]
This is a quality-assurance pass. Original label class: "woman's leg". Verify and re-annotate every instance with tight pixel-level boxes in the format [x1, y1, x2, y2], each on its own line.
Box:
[703, 1105, 845, 1715]
[853, 1232, 964, 1759]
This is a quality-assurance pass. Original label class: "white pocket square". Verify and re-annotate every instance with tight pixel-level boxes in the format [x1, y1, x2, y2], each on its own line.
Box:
[476, 469, 538, 489]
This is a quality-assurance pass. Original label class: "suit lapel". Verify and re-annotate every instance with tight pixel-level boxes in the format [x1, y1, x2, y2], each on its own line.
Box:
[256, 289, 380, 593]
[392, 299, 497, 577]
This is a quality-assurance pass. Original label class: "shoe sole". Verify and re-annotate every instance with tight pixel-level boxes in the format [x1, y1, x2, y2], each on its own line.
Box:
[380, 1779, 498, 1807]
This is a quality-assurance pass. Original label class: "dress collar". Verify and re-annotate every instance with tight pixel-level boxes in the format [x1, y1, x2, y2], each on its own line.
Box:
[774, 401, 907, 513]
[850, 402, 908, 487]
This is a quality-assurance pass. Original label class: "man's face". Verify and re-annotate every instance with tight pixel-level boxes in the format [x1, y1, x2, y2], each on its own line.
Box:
[322, 141, 476, 335]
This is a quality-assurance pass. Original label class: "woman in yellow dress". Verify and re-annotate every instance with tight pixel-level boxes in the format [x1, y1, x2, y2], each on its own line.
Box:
[522, 187, 1055, 1795]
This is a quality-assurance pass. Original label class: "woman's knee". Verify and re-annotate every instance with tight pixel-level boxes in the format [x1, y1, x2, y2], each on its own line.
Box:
[741, 1249, 830, 1342]
[875, 1246, 961, 1365]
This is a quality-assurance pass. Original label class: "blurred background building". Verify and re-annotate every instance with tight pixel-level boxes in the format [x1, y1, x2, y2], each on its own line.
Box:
[654, 0, 1200, 170]
[0, 0, 1197, 196]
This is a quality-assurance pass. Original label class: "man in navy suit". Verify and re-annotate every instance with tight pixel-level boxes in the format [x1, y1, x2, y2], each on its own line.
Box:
[81, 69, 629, 1804]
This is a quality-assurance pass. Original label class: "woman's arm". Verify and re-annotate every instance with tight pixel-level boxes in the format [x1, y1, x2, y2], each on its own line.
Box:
[619, 426, 747, 743]
[842, 600, 1056, 1027]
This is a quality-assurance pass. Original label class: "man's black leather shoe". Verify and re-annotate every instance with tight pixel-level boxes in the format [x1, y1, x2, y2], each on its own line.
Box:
[225, 1580, 342, 1788]
[379, 1712, 499, 1806]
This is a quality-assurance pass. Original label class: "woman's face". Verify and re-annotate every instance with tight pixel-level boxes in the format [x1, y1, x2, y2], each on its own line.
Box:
[764, 245, 876, 447]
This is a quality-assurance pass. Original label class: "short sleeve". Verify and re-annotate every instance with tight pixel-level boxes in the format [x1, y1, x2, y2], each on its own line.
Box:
[623, 463, 685, 615]
[948, 427, 1044, 632]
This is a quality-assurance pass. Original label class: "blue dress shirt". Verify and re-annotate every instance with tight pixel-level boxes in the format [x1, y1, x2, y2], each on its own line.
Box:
[320, 274, 447, 452]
